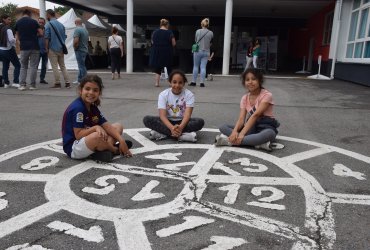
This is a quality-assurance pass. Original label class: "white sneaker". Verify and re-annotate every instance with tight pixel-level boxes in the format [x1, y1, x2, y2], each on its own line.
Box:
[4, 84, 9, 88]
[18, 85, 27, 91]
[149, 130, 167, 140]
[73, 81, 79, 84]
[208, 74, 213, 81]
[255, 141, 272, 152]
[214, 134, 231, 146]
[29, 86, 37, 90]
[178, 132, 197, 142]
[11, 83, 20, 88]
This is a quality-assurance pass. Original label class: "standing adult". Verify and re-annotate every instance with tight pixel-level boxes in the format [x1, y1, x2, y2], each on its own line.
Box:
[189, 18, 213, 88]
[73, 18, 89, 84]
[38, 17, 48, 84]
[245, 40, 254, 70]
[149, 19, 176, 87]
[45, 9, 71, 89]
[15, 9, 42, 91]
[108, 26, 124, 80]
[252, 38, 261, 69]
[0, 14, 20, 88]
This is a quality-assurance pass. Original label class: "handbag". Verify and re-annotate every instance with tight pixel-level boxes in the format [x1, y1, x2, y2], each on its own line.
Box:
[49, 22, 68, 54]
[192, 30, 209, 53]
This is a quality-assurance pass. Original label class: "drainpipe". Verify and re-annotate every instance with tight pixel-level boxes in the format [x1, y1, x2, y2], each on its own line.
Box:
[126, 0, 133, 73]
[330, 0, 343, 79]
[222, 0, 233, 75]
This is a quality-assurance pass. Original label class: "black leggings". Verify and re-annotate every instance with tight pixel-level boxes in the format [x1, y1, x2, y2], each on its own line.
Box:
[110, 48, 121, 74]
[143, 116, 204, 136]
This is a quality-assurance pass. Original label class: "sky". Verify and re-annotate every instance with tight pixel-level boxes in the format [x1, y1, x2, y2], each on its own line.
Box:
[1, 0, 62, 9]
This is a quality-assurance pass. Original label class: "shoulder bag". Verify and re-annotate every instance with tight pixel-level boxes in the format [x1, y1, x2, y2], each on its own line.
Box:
[191, 30, 209, 53]
[49, 22, 68, 54]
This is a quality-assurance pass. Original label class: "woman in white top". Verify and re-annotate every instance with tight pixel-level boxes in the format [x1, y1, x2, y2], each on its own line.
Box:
[0, 14, 20, 88]
[108, 26, 124, 80]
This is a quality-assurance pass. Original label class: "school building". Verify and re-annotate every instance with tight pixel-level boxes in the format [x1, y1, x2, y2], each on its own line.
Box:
[43, 0, 370, 86]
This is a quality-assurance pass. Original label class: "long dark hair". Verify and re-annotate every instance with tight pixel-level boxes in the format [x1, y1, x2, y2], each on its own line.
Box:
[241, 68, 264, 88]
[79, 75, 104, 106]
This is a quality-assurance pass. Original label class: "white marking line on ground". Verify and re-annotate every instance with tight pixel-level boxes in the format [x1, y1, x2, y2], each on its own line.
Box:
[0, 173, 55, 182]
[201, 236, 248, 250]
[41, 144, 65, 155]
[156, 161, 196, 171]
[146, 152, 182, 161]
[192, 201, 316, 246]
[82, 175, 130, 195]
[131, 180, 165, 201]
[94, 163, 185, 181]
[21, 156, 60, 171]
[332, 164, 366, 180]
[281, 147, 333, 163]
[207, 175, 298, 186]
[6, 243, 52, 250]
[124, 129, 157, 148]
[0, 139, 61, 163]
[114, 218, 151, 250]
[213, 162, 241, 176]
[188, 148, 225, 199]
[218, 184, 241, 204]
[156, 216, 215, 237]
[327, 193, 370, 205]
[247, 186, 286, 211]
[0, 192, 8, 211]
[47, 221, 104, 243]
[0, 202, 62, 238]
[277, 135, 370, 164]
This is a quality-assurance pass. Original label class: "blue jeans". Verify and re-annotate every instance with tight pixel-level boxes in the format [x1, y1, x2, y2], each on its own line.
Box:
[192, 50, 209, 83]
[0, 47, 20, 84]
[75, 50, 87, 82]
[39, 52, 48, 81]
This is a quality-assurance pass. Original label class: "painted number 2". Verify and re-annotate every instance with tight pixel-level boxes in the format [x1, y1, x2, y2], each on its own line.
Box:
[247, 186, 286, 210]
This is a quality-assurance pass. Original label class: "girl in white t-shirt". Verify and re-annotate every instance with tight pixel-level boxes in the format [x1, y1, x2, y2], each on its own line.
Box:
[108, 26, 124, 80]
[143, 70, 204, 142]
[215, 68, 280, 151]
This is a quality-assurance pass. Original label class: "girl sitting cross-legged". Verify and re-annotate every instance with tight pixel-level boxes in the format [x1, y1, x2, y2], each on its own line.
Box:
[143, 69, 204, 142]
[215, 68, 280, 151]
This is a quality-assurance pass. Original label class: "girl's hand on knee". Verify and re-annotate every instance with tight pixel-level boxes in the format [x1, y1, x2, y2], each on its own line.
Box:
[234, 136, 244, 146]
[229, 131, 238, 143]
[95, 126, 108, 141]
[119, 143, 133, 157]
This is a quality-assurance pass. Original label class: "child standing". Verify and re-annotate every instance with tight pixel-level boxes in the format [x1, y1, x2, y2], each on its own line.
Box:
[215, 68, 279, 151]
[62, 74, 132, 162]
[143, 70, 204, 142]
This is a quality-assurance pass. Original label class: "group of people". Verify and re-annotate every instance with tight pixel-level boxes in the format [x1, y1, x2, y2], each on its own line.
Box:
[0, 8, 119, 90]
[62, 67, 279, 162]
[149, 18, 214, 88]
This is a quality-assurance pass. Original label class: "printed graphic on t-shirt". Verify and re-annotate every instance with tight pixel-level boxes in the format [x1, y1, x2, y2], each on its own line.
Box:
[76, 112, 83, 123]
[167, 97, 186, 118]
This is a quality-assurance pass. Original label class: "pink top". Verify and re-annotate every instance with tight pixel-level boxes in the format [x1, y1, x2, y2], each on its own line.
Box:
[240, 89, 274, 118]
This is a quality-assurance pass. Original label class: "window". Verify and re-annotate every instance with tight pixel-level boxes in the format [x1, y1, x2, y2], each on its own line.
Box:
[346, 0, 370, 60]
[323, 11, 334, 45]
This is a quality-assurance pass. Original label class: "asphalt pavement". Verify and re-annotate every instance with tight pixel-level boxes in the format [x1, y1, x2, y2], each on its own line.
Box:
[0, 70, 369, 249]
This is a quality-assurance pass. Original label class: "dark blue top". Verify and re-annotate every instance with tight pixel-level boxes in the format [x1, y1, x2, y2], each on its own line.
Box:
[15, 16, 40, 50]
[62, 97, 107, 157]
[149, 29, 174, 68]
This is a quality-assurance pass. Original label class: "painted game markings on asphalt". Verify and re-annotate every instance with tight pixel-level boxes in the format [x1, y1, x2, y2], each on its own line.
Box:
[202, 236, 248, 250]
[156, 216, 215, 237]
[1, 128, 370, 249]
[47, 220, 104, 243]
[0, 192, 8, 211]
[131, 180, 165, 201]
[21, 156, 59, 171]
[332, 163, 366, 180]
[82, 175, 130, 195]
[6, 243, 52, 250]
[156, 161, 196, 171]
[146, 152, 182, 161]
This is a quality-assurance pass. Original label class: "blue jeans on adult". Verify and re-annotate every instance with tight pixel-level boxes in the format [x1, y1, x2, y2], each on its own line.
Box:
[192, 50, 209, 83]
[0, 47, 20, 84]
[75, 50, 87, 82]
[39, 52, 48, 81]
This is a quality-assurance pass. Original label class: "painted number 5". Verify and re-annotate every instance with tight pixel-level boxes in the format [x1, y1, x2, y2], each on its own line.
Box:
[82, 175, 130, 195]
[247, 186, 286, 210]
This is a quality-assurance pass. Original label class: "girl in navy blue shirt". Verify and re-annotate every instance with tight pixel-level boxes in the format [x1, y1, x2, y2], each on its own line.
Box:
[62, 74, 132, 161]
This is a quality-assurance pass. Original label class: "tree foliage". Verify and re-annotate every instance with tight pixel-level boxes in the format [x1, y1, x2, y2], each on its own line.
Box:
[0, 3, 18, 29]
[54, 6, 70, 16]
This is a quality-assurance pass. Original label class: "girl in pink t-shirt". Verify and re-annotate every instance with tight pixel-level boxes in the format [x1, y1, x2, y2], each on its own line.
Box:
[215, 68, 280, 151]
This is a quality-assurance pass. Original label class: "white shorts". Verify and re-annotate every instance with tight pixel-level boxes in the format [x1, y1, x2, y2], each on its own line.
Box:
[71, 137, 94, 159]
